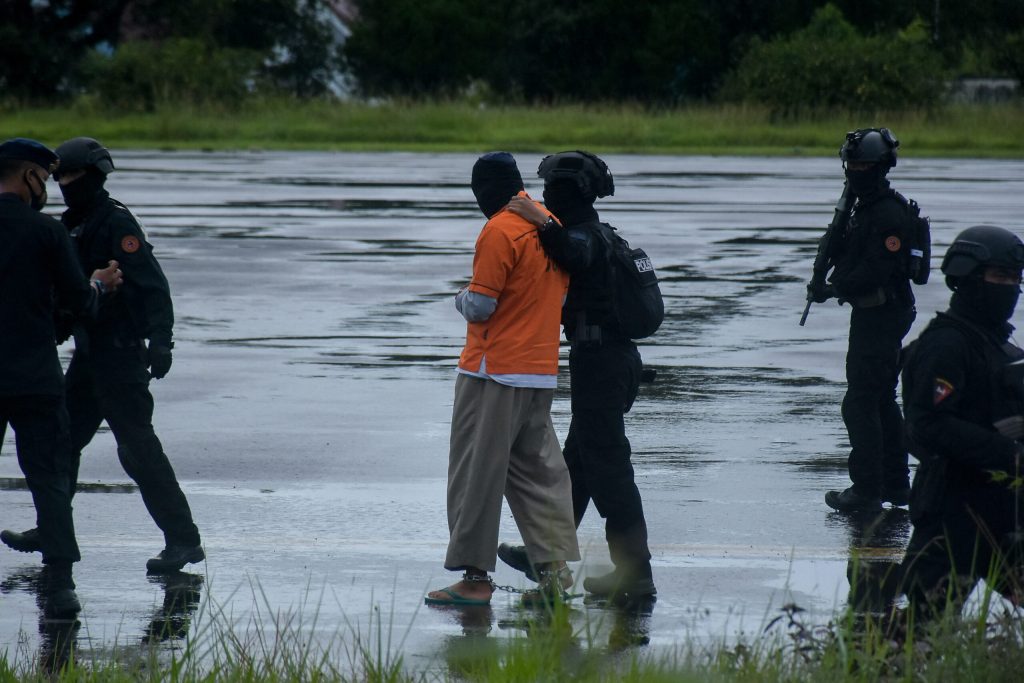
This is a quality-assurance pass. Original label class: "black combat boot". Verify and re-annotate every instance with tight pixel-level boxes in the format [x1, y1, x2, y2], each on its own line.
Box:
[497, 543, 537, 581]
[41, 562, 81, 619]
[825, 487, 882, 513]
[146, 544, 205, 574]
[1, 527, 42, 553]
[498, 543, 573, 589]
[583, 566, 656, 599]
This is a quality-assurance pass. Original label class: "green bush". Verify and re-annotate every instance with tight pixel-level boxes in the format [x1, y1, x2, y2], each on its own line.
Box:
[720, 4, 948, 114]
[82, 39, 263, 112]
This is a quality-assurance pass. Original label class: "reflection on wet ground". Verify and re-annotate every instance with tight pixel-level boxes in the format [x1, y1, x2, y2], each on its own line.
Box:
[2, 152, 1024, 671]
[0, 565, 203, 673]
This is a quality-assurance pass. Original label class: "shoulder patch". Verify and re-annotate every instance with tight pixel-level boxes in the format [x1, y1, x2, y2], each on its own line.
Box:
[933, 377, 954, 405]
[120, 235, 141, 254]
[885, 235, 901, 252]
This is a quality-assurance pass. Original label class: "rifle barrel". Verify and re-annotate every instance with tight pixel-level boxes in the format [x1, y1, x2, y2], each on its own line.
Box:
[799, 298, 811, 326]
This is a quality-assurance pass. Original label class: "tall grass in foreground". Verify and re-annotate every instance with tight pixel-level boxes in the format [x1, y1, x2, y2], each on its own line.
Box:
[2, 99, 1022, 157]
[1, 580, 1023, 682]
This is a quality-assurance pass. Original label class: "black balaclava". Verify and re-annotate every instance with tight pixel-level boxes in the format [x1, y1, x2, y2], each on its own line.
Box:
[60, 167, 107, 211]
[471, 152, 523, 218]
[542, 180, 598, 226]
[845, 164, 889, 200]
[951, 275, 1020, 332]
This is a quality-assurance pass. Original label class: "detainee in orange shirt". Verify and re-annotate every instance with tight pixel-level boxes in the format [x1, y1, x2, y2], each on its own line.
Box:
[425, 152, 581, 606]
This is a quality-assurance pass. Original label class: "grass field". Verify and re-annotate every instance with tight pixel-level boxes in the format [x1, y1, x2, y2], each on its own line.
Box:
[2, 588, 1023, 682]
[2, 100, 1023, 157]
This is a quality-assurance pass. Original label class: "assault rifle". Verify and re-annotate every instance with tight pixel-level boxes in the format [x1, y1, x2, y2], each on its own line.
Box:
[800, 182, 854, 326]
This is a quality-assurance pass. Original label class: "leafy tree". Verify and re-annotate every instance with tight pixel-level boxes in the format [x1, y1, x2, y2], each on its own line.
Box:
[343, 0, 493, 97]
[8, 0, 1020, 105]
[124, 0, 341, 97]
[0, 0, 340, 104]
[719, 4, 948, 113]
[82, 38, 262, 110]
[0, 0, 129, 102]
[346, 0, 727, 102]
[494, 0, 706, 102]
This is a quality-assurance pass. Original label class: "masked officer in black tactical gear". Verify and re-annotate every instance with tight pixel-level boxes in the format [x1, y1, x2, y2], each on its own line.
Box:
[0, 137, 204, 574]
[0, 137, 124, 617]
[899, 225, 1024, 619]
[503, 151, 656, 601]
[814, 128, 925, 513]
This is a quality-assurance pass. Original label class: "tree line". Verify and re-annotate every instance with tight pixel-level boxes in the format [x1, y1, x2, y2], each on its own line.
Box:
[2, 0, 1022, 111]
[0, 0, 339, 107]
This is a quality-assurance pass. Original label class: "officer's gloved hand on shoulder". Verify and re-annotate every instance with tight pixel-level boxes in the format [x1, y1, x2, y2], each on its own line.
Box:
[807, 279, 836, 304]
[148, 339, 173, 379]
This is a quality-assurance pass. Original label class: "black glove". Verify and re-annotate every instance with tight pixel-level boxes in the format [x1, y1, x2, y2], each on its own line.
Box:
[148, 341, 173, 379]
[806, 279, 835, 304]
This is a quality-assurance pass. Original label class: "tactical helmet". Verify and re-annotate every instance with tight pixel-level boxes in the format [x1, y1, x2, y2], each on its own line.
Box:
[941, 225, 1024, 285]
[537, 151, 614, 201]
[54, 137, 114, 178]
[839, 128, 899, 169]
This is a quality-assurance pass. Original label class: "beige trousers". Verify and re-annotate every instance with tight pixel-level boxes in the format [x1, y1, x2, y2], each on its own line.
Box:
[444, 373, 580, 572]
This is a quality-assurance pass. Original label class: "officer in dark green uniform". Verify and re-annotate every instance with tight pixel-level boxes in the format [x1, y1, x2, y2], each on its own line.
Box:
[0, 137, 203, 573]
[0, 137, 123, 616]
[900, 225, 1024, 619]
[817, 128, 924, 513]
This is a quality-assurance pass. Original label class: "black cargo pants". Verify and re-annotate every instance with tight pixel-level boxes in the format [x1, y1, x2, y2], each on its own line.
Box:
[842, 299, 916, 499]
[902, 481, 1024, 619]
[564, 338, 652, 577]
[0, 395, 80, 566]
[65, 348, 200, 548]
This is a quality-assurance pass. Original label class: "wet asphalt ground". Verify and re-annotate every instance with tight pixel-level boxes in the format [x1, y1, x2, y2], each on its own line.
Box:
[2, 151, 1023, 670]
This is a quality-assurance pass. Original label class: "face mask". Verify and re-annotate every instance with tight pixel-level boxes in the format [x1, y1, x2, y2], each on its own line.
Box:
[956, 278, 1021, 326]
[845, 167, 884, 197]
[981, 281, 1020, 324]
[59, 170, 105, 210]
[542, 181, 583, 217]
[25, 170, 47, 211]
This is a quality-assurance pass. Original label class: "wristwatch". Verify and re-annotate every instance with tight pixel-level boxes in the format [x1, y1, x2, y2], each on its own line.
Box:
[539, 217, 558, 232]
[90, 278, 107, 295]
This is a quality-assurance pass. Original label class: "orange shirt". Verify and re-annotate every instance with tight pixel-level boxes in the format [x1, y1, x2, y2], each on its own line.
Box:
[458, 193, 567, 376]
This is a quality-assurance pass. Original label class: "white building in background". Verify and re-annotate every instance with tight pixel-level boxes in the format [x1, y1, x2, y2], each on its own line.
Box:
[325, 0, 358, 40]
[321, 0, 358, 95]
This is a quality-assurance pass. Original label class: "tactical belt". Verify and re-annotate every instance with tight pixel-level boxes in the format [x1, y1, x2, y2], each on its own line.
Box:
[850, 284, 912, 309]
[850, 287, 888, 309]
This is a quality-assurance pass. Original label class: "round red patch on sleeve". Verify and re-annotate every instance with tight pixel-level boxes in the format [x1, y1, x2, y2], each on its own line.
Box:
[885, 235, 901, 252]
[120, 235, 140, 254]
